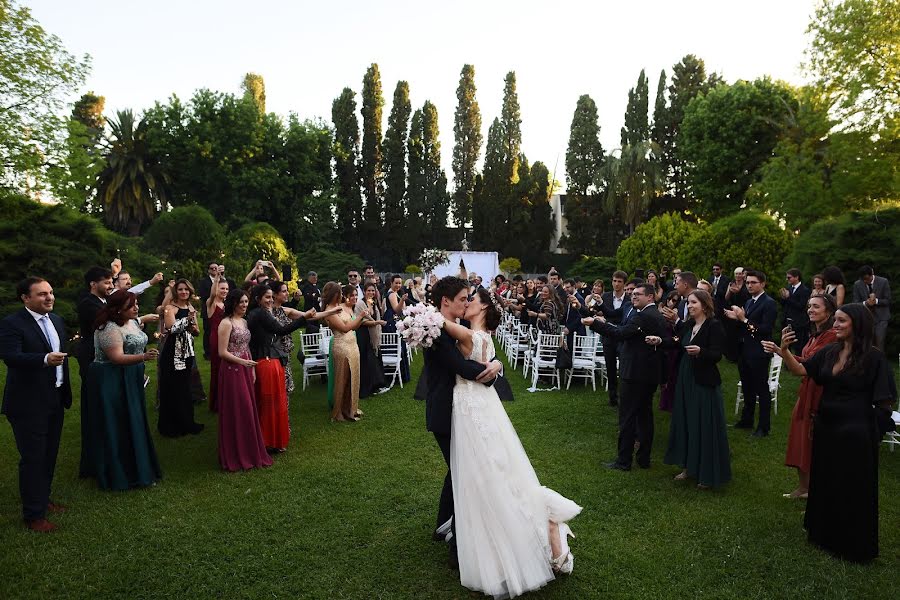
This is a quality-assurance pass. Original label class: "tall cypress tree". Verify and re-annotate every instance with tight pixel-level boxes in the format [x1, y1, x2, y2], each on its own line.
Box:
[563, 94, 605, 255]
[650, 69, 668, 153]
[620, 69, 649, 147]
[500, 71, 522, 184]
[361, 64, 385, 238]
[242, 72, 266, 114]
[407, 108, 426, 236]
[422, 100, 446, 242]
[474, 118, 505, 249]
[451, 64, 483, 228]
[332, 87, 362, 245]
[382, 81, 411, 262]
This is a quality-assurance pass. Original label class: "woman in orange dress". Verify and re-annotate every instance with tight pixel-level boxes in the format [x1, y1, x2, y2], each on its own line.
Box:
[781, 293, 837, 499]
[323, 283, 370, 422]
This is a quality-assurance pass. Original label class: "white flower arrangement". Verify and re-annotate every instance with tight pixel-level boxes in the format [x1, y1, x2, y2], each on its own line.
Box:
[418, 248, 450, 273]
[396, 303, 444, 349]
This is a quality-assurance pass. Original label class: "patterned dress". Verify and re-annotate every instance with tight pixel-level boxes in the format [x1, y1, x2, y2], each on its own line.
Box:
[272, 305, 295, 394]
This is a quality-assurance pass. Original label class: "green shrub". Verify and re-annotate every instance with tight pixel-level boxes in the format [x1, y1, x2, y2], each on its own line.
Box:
[295, 247, 366, 285]
[226, 222, 297, 282]
[499, 257, 522, 274]
[404, 264, 422, 274]
[616, 213, 704, 274]
[567, 256, 619, 284]
[143, 205, 226, 266]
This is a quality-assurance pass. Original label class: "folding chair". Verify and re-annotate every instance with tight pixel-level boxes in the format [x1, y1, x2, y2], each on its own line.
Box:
[380, 332, 404, 389]
[300, 332, 328, 390]
[567, 333, 599, 390]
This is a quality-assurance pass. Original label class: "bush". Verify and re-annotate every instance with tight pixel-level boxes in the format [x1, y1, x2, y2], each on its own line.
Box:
[295, 247, 366, 285]
[677, 210, 794, 287]
[404, 264, 422, 274]
[226, 222, 297, 283]
[499, 257, 522, 274]
[784, 206, 900, 354]
[567, 256, 619, 284]
[616, 213, 704, 274]
[143, 205, 226, 265]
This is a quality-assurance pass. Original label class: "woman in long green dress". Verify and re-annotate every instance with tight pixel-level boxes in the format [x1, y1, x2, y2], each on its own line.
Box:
[647, 289, 731, 489]
[85, 290, 162, 490]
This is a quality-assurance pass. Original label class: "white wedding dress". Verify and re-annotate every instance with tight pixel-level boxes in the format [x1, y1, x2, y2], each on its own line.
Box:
[449, 330, 582, 599]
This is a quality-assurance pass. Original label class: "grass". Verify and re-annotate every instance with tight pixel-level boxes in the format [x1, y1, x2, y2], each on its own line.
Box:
[0, 335, 898, 600]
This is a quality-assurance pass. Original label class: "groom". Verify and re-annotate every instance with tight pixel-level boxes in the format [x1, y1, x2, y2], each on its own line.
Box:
[425, 276, 501, 569]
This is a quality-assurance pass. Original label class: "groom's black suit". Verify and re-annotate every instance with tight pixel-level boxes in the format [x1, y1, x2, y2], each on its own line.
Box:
[425, 329, 492, 561]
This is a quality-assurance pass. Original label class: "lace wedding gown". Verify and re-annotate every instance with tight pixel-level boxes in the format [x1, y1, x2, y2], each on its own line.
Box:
[450, 330, 582, 599]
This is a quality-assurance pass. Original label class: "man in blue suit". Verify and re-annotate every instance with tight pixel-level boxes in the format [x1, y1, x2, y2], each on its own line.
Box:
[0, 277, 73, 532]
[725, 269, 777, 437]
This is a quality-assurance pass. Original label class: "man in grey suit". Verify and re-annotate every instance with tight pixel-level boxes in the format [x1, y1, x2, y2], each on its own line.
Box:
[852, 265, 891, 350]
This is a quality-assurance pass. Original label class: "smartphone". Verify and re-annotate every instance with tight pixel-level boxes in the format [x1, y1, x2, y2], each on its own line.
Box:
[784, 318, 793, 333]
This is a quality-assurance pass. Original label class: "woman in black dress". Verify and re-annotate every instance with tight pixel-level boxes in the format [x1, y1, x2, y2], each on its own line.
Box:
[158, 279, 203, 437]
[765, 303, 896, 563]
[355, 282, 387, 398]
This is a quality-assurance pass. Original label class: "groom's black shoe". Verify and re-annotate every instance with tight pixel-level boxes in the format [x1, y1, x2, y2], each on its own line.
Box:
[605, 461, 631, 472]
[432, 530, 445, 542]
[447, 552, 459, 570]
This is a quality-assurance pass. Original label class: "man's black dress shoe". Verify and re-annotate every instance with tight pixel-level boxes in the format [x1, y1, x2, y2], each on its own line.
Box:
[637, 461, 651, 469]
[432, 530, 445, 542]
[732, 421, 753, 429]
[448, 553, 459, 570]
[605, 461, 631, 471]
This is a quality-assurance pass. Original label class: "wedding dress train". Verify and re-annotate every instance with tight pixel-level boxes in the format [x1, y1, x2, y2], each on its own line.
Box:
[449, 330, 581, 599]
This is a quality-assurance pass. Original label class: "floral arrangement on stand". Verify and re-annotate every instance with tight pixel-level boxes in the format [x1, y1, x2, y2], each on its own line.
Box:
[418, 248, 450, 274]
[396, 303, 444, 349]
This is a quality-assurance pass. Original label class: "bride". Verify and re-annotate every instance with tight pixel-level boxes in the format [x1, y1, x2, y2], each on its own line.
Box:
[441, 287, 581, 599]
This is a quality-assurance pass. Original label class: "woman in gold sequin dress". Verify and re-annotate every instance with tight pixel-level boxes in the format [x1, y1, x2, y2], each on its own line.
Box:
[323, 283, 370, 422]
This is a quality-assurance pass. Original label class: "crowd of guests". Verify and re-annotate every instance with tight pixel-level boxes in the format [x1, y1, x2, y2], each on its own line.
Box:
[0, 257, 896, 566]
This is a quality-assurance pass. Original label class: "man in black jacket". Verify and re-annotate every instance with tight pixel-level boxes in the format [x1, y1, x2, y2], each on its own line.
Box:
[779, 268, 811, 353]
[299, 271, 322, 333]
[597, 271, 630, 406]
[583, 283, 667, 470]
[710, 263, 730, 316]
[0, 277, 73, 532]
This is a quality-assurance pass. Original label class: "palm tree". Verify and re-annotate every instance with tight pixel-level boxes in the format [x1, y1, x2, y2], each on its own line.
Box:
[601, 140, 665, 234]
[96, 109, 170, 236]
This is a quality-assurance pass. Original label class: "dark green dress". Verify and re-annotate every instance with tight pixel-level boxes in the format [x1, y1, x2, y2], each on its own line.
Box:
[85, 320, 162, 490]
[664, 331, 732, 487]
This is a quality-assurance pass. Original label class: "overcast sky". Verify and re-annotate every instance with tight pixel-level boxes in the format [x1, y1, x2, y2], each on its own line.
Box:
[28, 0, 817, 190]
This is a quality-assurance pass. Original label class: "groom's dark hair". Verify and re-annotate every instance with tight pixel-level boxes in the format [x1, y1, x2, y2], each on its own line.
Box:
[431, 276, 469, 308]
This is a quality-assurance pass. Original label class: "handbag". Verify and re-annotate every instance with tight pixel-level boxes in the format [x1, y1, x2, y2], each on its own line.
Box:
[555, 338, 573, 370]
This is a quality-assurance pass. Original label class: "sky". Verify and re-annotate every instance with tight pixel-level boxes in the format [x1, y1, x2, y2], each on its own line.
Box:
[27, 0, 817, 191]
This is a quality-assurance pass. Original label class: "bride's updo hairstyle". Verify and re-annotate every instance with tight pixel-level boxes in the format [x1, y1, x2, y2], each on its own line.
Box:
[476, 288, 502, 331]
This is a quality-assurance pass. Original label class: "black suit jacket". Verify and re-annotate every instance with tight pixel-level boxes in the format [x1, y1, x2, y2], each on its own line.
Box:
[424, 330, 487, 436]
[598, 291, 630, 325]
[590, 304, 668, 384]
[664, 318, 726, 387]
[0, 308, 73, 417]
[781, 283, 811, 328]
[739, 294, 777, 361]
[76, 293, 105, 363]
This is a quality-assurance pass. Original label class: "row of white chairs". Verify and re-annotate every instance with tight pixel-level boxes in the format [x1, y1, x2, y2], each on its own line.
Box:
[298, 330, 404, 391]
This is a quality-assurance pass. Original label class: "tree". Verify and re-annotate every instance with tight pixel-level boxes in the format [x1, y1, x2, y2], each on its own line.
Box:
[616, 212, 701, 274]
[602, 141, 665, 233]
[621, 69, 650, 148]
[241, 72, 266, 115]
[421, 101, 449, 244]
[474, 118, 505, 249]
[96, 110, 171, 236]
[680, 78, 796, 219]
[501, 71, 522, 184]
[382, 81, 411, 263]
[48, 92, 106, 212]
[332, 87, 362, 245]
[650, 69, 667, 151]
[360, 64, 384, 239]
[227, 222, 297, 281]
[143, 205, 225, 263]
[499, 257, 521, 274]
[407, 108, 426, 247]
[451, 64, 483, 227]
[563, 94, 606, 255]
[0, 0, 90, 193]
[805, 0, 900, 130]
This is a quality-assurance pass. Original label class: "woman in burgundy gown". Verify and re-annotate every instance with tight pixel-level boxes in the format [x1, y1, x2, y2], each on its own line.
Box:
[206, 272, 229, 412]
[216, 289, 272, 472]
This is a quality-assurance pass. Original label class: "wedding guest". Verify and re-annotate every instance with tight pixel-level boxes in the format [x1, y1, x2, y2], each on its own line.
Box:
[646, 270, 664, 302]
[710, 263, 730, 316]
[323, 283, 370, 421]
[356, 282, 387, 398]
[646, 290, 731, 488]
[765, 303, 896, 563]
[722, 267, 751, 362]
[425, 274, 437, 305]
[247, 284, 312, 452]
[76, 266, 113, 476]
[597, 271, 630, 406]
[197, 263, 236, 358]
[269, 280, 308, 397]
[561, 279, 586, 352]
[852, 265, 891, 351]
[810, 274, 826, 298]
[113, 269, 164, 296]
[779, 268, 812, 353]
[84, 290, 161, 490]
[412, 277, 427, 304]
[206, 272, 230, 412]
[158, 279, 204, 437]
[771, 294, 837, 499]
[245, 260, 282, 286]
[216, 289, 272, 472]
[528, 285, 562, 335]
[384, 274, 411, 383]
[659, 291, 682, 412]
[0, 277, 72, 532]
[348, 269, 364, 299]
[583, 280, 605, 317]
[822, 265, 846, 307]
[300, 271, 322, 333]
[697, 279, 714, 295]
[404, 278, 421, 305]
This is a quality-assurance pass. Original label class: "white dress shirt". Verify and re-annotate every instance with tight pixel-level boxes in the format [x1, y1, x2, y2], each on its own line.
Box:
[26, 307, 63, 387]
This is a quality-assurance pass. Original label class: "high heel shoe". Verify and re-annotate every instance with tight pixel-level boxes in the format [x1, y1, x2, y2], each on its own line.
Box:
[551, 551, 574, 574]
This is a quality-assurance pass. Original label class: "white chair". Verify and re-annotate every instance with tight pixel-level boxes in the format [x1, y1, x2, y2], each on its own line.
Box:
[883, 411, 900, 452]
[735, 353, 783, 415]
[506, 325, 530, 371]
[380, 332, 403, 389]
[593, 333, 608, 390]
[530, 333, 562, 389]
[567, 333, 599, 390]
[300, 332, 328, 390]
[522, 326, 538, 380]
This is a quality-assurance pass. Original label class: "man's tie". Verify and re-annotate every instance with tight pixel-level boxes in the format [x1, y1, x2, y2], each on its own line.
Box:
[39, 315, 56, 351]
[868, 283, 874, 295]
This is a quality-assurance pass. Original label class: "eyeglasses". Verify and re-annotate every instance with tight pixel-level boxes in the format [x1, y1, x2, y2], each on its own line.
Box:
[348, 274, 359, 278]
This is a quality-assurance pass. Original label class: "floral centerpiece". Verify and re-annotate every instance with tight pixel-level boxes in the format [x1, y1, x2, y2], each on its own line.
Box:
[418, 248, 450, 274]
[396, 303, 444, 349]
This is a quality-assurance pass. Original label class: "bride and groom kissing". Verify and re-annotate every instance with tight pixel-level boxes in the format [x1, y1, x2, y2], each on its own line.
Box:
[424, 276, 581, 599]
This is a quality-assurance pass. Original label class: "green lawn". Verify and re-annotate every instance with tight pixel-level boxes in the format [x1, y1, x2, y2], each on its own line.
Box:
[0, 338, 897, 600]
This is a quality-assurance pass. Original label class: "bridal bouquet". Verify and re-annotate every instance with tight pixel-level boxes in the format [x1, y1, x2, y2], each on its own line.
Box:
[396, 303, 444, 349]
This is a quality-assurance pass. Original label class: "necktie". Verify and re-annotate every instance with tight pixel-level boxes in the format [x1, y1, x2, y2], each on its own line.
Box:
[39, 315, 56, 351]
[868, 283, 874, 295]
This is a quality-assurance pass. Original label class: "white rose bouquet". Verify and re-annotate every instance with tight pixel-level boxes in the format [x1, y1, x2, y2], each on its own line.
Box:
[396, 303, 444, 349]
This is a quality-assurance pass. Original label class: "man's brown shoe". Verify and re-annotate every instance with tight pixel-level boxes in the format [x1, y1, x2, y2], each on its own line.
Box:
[25, 518, 58, 533]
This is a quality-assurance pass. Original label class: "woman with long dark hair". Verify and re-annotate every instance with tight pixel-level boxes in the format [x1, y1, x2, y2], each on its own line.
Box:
[383, 274, 411, 383]
[658, 290, 682, 412]
[355, 281, 387, 398]
[216, 289, 271, 471]
[821, 266, 846, 307]
[528, 285, 562, 335]
[323, 283, 370, 421]
[206, 272, 229, 412]
[84, 290, 162, 489]
[158, 279, 203, 437]
[765, 303, 896, 562]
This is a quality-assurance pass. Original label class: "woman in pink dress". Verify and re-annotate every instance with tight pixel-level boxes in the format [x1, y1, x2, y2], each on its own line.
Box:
[206, 272, 229, 412]
[216, 289, 272, 472]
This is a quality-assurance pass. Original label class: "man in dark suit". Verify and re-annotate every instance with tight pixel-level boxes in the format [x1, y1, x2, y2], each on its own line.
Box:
[425, 276, 501, 568]
[0, 277, 73, 532]
[852, 265, 891, 351]
[710, 263, 730, 316]
[726, 269, 778, 437]
[779, 268, 811, 353]
[597, 271, 630, 407]
[196, 262, 236, 358]
[299, 271, 322, 333]
[583, 283, 668, 470]
[561, 278, 586, 352]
